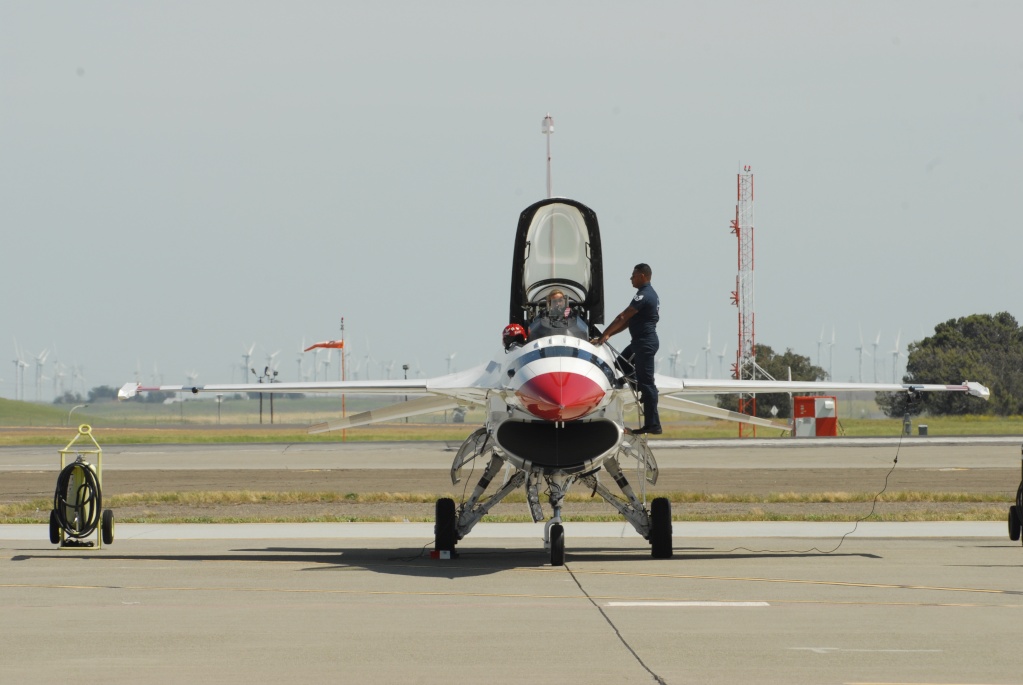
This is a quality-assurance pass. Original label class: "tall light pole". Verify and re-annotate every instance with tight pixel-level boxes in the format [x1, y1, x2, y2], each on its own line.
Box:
[543, 113, 554, 198]
[402, 364, 409, 423]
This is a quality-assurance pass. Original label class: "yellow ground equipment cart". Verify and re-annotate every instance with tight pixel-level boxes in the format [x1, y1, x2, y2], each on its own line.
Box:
[49, 424, 114, 548]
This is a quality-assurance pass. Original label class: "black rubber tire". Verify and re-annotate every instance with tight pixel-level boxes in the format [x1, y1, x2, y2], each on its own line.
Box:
[1009, 505, 1021, 542]
[435, 498, 457, 552]
[649, 497, 673, 559]
[101, 509, 115, 545]
[550, 523, 565, 567]
[49, 510, 61, 545]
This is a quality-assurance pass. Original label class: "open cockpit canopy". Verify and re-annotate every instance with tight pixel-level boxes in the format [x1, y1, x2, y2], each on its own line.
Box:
[508, 198, 604, 328]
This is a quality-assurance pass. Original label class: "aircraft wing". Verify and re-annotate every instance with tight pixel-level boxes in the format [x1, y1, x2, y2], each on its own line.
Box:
[309, 396, 462, 434]
[655, 375, 991, 400]
[117, 363, 499, 406]
[657, 395, 791, 431]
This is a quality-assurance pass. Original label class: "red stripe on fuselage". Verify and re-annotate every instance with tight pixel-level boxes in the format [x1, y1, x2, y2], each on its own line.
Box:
[516, 371, 606, 421]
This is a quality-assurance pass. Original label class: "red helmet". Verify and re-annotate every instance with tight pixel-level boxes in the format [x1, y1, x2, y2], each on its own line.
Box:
[502, 323, 527, 349]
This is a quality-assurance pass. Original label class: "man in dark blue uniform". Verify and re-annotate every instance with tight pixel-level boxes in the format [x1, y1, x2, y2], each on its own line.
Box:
[591, 263, 661, 435]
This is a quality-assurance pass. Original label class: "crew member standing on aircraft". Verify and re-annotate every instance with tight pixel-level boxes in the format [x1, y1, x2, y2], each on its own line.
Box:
[591, 263, 661, 435]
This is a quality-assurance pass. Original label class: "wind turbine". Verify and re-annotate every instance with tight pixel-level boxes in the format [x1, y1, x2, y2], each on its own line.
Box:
[185, 370, 199, 385]
[49, 343, 67, 398]
[717, 343, 727, 378]
[871, 331, 881, 383]
[240, 343, 255, 382]
[321, 349, 333, 380]
[265, 349, 280, 373]
[52, 360, 67, 398]
[12, 338, 28, 401]
[446, 352, 457, 375]
[686, 353, 699, 379]
[890, 331, 904, 383]
[31, 347, 47, 400]
[667, 349, 681, 377]
[854, 326, 870, 383]
[702, 325, 712, 379]
[71, 364, 85, 395]
[826, 326, 836, 381]
[362, 338, 376, 380]
[818, 325, 826, 370]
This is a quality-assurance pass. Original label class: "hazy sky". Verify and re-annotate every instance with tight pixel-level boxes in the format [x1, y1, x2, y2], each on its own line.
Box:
[2, 1, 1021, 401]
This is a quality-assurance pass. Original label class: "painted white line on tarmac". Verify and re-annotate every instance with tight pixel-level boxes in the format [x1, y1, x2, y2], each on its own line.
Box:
[607, 601, 769, 607]
[790, 647, 942, 654]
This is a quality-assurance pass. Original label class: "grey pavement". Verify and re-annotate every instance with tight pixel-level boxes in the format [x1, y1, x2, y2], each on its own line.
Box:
[3, 533, 1022, 684]
[4, 437, 1023, 684]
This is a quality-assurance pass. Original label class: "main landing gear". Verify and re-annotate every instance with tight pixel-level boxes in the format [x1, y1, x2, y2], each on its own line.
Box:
[434, 428, 674, 565]
[1009, 446, 1023, 544]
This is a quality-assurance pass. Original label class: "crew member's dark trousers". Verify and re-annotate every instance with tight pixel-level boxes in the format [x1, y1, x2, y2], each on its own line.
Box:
[620, 338, 660, 430]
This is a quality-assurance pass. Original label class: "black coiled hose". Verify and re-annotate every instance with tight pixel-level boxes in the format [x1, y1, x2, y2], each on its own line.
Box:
[53, 457, 102, 539]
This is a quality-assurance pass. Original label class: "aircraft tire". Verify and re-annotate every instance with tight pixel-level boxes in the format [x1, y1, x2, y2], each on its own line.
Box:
[649, 497, 673, 559]
[435, 498, 457, 552]
[101, 509, 115, 545]
[550, 523, 565, 566]
[1009, 505, 1021, 542]
[49, 510, 60, 545]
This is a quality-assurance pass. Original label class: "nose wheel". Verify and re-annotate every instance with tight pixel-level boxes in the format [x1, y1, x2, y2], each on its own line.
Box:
[547, 523, 565, 566]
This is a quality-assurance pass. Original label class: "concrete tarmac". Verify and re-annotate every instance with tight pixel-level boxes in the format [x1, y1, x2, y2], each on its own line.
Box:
[3, 533, 1023, 684]
[3, 437, 1023, 684]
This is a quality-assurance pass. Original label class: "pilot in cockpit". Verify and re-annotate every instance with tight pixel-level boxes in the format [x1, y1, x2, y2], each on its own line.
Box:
[546, 289, 570, 322]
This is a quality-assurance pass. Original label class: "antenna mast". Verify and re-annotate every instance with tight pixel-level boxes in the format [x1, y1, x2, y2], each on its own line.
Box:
[542, 113, 554, 198]
[730, 165, 758, 437]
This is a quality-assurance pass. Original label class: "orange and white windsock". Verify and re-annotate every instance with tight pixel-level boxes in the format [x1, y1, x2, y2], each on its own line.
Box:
[304, 340, 344, 351]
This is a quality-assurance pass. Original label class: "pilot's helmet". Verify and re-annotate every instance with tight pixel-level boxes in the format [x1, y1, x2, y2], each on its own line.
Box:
[503, 323, 527, 350]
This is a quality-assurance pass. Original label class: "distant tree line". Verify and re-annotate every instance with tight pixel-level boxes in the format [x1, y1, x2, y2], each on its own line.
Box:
[714, 313, 1019, 420]
[877, 312, 1023, 417]
[715, 344, 828, 419]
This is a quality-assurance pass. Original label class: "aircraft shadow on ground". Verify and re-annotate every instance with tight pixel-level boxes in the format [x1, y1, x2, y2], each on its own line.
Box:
[10, 543, 881, 578]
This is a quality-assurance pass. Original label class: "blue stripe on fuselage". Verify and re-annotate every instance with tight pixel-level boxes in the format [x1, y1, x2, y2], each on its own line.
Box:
[507, 344, 616, 386]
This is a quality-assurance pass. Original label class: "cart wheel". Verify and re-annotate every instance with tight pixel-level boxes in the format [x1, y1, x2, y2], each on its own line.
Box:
[101, 509, 115, 545]
[49, 510, 61, 545]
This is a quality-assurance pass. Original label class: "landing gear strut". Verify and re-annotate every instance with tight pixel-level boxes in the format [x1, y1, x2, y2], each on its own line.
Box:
[540, 473, 572, 566]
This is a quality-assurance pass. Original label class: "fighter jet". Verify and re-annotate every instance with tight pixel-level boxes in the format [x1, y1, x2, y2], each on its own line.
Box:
[119, 192, 989, 565]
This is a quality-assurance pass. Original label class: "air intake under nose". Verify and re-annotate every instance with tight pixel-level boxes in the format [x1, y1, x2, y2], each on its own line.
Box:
[515, 371, 606, 421]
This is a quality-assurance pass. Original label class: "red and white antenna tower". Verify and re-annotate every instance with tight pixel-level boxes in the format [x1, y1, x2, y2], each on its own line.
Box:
[729, 165, 762, 437]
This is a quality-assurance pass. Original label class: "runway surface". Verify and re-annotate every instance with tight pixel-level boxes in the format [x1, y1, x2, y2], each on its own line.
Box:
[3, 437, 1022, 683]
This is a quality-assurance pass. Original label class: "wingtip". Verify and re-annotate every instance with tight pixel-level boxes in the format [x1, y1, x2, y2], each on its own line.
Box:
[965, 381, 991, 400]
[117, 382, 140, 400]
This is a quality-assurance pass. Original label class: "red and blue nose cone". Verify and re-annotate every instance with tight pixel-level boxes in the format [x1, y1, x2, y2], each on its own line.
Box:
[516, 372, 606, 421]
